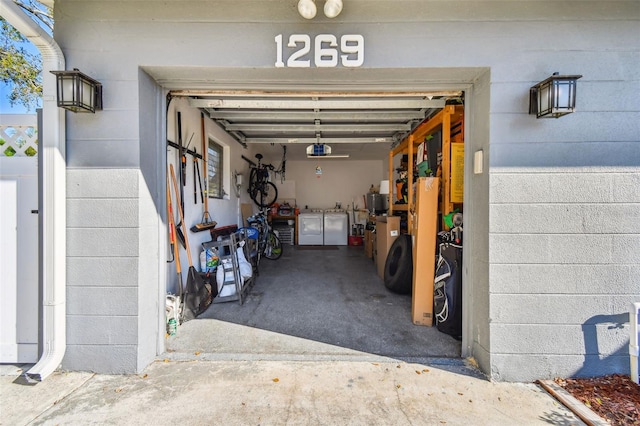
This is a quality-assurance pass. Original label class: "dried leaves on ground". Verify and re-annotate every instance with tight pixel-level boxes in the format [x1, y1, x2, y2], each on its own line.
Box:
[554, 374, 640, 425]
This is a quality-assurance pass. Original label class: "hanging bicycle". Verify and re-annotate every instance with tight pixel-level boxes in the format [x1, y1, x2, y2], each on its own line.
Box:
[242, 153, 278, 207]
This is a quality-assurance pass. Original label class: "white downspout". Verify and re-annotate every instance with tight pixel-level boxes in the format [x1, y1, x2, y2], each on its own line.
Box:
[0, 0, 66, 381]
[631, 302, 640, 384]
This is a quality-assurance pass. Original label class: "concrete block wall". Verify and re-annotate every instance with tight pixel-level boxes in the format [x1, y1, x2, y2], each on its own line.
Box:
[488, 172, 640, 380]
[65, 169, 141, 372]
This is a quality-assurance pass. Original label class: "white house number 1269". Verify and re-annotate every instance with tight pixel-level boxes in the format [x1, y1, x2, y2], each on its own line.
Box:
[275, 34, 364, 68]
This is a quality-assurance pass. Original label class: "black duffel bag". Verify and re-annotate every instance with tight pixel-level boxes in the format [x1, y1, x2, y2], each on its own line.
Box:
[433, 242, 463, 340]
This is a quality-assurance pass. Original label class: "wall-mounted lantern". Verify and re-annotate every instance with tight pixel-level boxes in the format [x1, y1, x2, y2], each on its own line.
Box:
[529, 73, 582, 119]
[50, 69, 103, 113]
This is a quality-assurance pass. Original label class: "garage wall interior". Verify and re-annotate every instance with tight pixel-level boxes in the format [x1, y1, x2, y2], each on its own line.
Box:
[53, 0, 639, 381]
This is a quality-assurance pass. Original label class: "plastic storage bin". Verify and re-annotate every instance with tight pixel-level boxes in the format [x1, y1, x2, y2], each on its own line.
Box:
[274, 226, 294, 245]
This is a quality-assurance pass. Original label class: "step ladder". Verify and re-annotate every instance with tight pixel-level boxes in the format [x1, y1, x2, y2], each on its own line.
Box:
[202, 232, 253, 304]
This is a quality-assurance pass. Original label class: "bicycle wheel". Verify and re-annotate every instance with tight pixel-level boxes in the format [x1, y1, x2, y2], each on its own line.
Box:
[264, 231, 282, 260]
[248, 185, 259, 203]
[249, 167, 258, 192]
[248, 168, 259, 197]
[252, 181, 278, 208]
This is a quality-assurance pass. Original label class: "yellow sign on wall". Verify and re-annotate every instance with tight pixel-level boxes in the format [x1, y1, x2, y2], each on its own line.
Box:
[451, 143, 464, 203]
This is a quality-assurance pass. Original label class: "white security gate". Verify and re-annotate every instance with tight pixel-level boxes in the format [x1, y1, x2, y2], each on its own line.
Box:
[0, 115, 39, 363]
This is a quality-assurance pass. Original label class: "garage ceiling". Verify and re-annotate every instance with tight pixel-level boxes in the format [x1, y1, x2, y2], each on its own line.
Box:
[181, 91, 462, 161]
[149, 66, 481, 162]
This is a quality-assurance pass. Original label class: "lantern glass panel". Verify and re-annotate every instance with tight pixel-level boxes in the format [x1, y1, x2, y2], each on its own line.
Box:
[58, 75, 75, 106]
[554, 80, 576, 111]
[80, 78, 95, 111]
[538, 81, 553, 116]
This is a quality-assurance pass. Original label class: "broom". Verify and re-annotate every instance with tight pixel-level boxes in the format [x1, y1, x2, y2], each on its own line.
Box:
[166, 174, 184, 323]
[170, 164, 209, 321]
[190, 112, 217, 233]
[190, 154, 217, 232]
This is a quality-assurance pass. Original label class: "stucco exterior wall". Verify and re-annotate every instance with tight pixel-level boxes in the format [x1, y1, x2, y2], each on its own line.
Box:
[463, 70, 492, 376]
[53, 0, 639, 380]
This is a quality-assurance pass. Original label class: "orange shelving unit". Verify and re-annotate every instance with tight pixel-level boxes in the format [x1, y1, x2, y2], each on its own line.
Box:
[388, 104, 464, 233]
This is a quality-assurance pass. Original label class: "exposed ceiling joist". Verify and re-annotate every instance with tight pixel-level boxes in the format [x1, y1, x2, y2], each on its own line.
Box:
[206, 110, 427, 121]
[189, 98, 446, 110]
[221, 122, 412, 133]
[245, 137, 396, 144]
[175, 90, 461, 98]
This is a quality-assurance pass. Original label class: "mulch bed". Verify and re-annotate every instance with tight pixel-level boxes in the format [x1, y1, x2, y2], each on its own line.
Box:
[554, 374, 640, 425]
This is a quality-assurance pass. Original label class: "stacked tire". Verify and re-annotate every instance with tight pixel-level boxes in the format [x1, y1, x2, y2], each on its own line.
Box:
[383, 235, 413, 294]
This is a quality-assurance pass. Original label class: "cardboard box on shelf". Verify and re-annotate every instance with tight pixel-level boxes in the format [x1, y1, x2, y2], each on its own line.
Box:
[416, 141, 428, 164]
[364, 229, 374, 259]
[375, 216, 401, 279]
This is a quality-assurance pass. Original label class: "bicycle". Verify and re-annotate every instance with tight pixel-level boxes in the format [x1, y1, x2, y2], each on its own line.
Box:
[244, 210, 283, 271]
[243, 153, 278, 208]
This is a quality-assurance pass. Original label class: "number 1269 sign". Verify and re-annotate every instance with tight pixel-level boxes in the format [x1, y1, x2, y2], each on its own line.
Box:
[275, 34, 365, 68]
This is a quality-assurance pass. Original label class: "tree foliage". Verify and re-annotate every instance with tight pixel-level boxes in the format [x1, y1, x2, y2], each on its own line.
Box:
[1, 1, 52, 112]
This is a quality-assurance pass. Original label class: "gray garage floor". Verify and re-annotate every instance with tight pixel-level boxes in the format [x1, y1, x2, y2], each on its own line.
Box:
[168, 245, 461, 363]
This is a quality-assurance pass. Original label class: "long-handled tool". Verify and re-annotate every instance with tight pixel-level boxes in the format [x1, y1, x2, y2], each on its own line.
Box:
[169, 164, 209, 321]
[190, 159, 216, 232]
[166, 176, 176, 264]
[193, 148, 198, 205]
[178, 112, 186, 201]
[195, 153, 204, 204]
[173, 112, 187, 248]
[190, 112, 217, 233]
[167, 174, 184, 323]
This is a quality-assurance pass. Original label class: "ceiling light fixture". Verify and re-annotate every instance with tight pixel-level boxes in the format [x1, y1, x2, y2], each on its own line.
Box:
[297, 0, 317, 19]
[324, 0, 343, 18]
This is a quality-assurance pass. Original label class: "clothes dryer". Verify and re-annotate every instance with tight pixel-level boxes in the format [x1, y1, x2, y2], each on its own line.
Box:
[298, 210, 324, 245]
[323, 210, 348, 245]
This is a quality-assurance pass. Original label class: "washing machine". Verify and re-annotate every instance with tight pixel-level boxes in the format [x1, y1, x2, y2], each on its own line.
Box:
[298, 210, 324, 245]
[323, 209, 348, 245]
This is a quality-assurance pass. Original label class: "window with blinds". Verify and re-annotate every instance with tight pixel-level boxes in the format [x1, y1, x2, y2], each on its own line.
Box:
[207, 138, 223, 199]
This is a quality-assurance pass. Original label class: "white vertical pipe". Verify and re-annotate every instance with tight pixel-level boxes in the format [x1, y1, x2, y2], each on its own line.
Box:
[631, 302, 640, 384]
[0, 0, 66, 382]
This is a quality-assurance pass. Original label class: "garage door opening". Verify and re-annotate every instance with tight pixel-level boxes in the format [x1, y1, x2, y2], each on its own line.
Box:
[163, 88, 468, 363]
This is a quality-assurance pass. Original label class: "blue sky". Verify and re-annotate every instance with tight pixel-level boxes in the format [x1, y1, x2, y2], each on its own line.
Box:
[0, 86, 32, 114]
[1, 19, 43, 115]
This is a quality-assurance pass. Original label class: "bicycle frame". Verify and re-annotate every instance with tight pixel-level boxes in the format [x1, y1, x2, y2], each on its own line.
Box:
[247, 211, 268, 262]
[246, 209, 282, 265]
